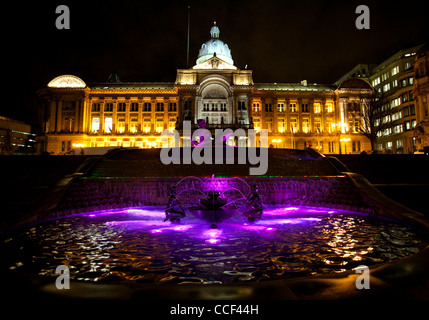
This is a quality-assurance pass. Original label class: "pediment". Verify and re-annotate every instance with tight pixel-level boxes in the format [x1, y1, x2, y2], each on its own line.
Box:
[193, 56, 237, 70]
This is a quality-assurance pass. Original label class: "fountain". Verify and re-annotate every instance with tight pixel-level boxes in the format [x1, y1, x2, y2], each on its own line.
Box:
[2, 147, 429, 300]
[170, 174, 261, 223]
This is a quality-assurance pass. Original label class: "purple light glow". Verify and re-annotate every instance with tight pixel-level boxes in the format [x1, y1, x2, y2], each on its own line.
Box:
[205, 238, 221, 245]
[106, 220, 169, 227]
[172, 225, 193, 232]
[203, 229, 222, 238]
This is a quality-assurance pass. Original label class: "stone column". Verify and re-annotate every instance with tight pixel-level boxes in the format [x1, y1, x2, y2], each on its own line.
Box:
[56, 100, 62, 133]
[74, 99, 80, 132]
[49, 99, 56, 133]
[100, 100, 105, 134]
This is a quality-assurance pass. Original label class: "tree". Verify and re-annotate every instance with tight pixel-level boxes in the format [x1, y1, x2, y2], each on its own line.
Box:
[353, 92, 391, 151]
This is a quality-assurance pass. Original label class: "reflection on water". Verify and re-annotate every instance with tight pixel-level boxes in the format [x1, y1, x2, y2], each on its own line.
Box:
[1, 207, 427, 284]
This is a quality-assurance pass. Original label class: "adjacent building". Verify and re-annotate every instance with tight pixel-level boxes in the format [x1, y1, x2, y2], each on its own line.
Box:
[0, 116, 35, 154]
[337, 44, 428, 154]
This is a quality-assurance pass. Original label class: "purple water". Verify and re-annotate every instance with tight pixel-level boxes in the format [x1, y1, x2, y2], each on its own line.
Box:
[1, 206, 427, 284]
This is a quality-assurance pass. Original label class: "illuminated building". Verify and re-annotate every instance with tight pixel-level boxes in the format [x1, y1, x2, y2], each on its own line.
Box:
[338, 44, 427, 154]
[0, 116, 35, 155]
[37, 23, 372, 155]
[413, 44, 429, 152]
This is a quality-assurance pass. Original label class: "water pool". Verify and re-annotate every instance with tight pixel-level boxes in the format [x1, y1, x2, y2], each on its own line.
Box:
[1, 206, 427, 284]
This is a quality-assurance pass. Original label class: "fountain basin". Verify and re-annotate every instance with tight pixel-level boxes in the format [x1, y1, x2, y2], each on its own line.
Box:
[1, 206, 427, 289]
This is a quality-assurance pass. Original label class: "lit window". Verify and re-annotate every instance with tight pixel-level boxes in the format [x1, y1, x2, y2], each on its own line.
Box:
[314, 119, 321, 133]
[326, 103, 333, 113]
[302, 119, 309, 133]
[386, 141, 393, 150]
[383, 83, 390, 92]
[92, 118, 100, 133]
[314, 103, 321, 113]
[104, 117, 113, 133]
[290, 119, 297, 133]
[156, 119, 164, 133]
[290, 103, 297, 113]
[143, 121, 151, 133]
[278, 119, 285, 133]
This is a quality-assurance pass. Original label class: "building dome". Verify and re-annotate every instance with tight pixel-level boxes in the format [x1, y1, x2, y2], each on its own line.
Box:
[196, 22, 234, 66]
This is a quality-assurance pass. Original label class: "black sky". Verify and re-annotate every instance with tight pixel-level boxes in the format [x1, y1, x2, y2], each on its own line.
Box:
[4, 0, 428, 125]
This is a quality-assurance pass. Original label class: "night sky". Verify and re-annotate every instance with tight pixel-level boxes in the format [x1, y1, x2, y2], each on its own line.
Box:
[3, 0, 428, 126]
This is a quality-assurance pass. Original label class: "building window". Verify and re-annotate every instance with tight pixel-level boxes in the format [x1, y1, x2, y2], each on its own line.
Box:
[314, 119, 321, 133]
[92, 103, 100, 112]
[92, 118, 100, 133]
[238, 101, 246, 110]
[143, 102, 151, 112]
[277, 103, 284, 112]
[302, 119, 309, 133]
[104, 117, 113, 133]
[396, 140, 403, 150]
[391, 66, 400, 76]
[266, 119, 273, 132]
[156, 119, 164, 133]
[382, 72, 389, 81]
[278, 119, 285, 133]
[130, 102, 139, 112]
[410, 105, 415, 115]
[326, 103, 333, 113]
[156, 103, 164, 111]
[314, 103, 321, 113]
[383, 83, 390, 92]
[353, 120, 360, 133]
[105, 103, 113, 112]
[130, 118, 138, 133]
[253, 103, 260, 112]
[404, 121, 411, 131]
[352, 140, 361, 152]
[386, 141, 393, 151]
[290, 119, 297, 133]
[143, 120, 151, 133]
[118, 103, 126, 112]
[328, 141, 335, 153]
[290, 103, 297, 113]
[301, 104, 309, 113]
[265, 103, 272, 112]
[168, 118, 176, 131]
[169, 102, 177, 112]
[372, 77, 381, 87]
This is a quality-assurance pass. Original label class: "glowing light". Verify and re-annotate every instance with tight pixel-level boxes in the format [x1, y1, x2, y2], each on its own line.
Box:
[48, 75, 86, 88]
[173, 225, 193, 232]
[205, 238, 221, 245]
[150, 229, 163, 234]
[204, 229, 222, 238]
[72, 143, 85, 148]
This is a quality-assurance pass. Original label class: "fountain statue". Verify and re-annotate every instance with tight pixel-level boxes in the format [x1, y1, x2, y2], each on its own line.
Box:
[164, 186, 186, 222]
[244, 184, 263, 222]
